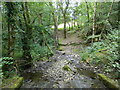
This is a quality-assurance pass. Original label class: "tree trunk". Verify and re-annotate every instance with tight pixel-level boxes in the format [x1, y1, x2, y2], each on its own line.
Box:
[21, 2, 32, 68]
[63, 14, 67, 38]
[39, 13, 43, 25]
[74, 19, 76, 27]
[49, 2, 59, 48]
[59, 0, 69, 39]
[6, 2, 15, 57]
[92, 2, 97, 43]
[77, 22, 80, 29]
[52, 13, 59, 48]
[54, 16, 59, 48]
[68, 22, 71, 31]
[85, 1, 89, 23]
[7, 18, 11, 56]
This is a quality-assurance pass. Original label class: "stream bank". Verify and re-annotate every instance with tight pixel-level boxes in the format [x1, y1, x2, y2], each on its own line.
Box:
[20, 30, 119, 89]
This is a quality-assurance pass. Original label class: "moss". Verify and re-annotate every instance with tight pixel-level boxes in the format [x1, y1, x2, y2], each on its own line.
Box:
[98, 74, 119, 89]
[63, 65, 72, 72]
[2, 77, 24, 89]
[58, 47, 64, 51]
[10, 77, 23, 89]
[68, 60, 72, 64]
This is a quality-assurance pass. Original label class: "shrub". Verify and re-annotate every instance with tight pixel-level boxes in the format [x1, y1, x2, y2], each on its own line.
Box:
[80, 29, 119, 75]
[1, 57, 15, 78]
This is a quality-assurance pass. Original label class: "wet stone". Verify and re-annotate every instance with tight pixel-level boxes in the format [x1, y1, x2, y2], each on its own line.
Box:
[20, 50, 107, 89]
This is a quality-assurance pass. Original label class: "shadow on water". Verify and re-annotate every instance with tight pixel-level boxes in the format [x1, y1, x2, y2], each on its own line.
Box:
[22, 72, 43, 82]
[77, 68, 107, 88]
[21, 71, 54, 88]
[77, 68, 97, 79]
[20, 52, 108, 89]
[20, 67, 107, 88]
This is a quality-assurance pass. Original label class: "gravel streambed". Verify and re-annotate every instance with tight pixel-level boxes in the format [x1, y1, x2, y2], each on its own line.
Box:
[21, 51, 107, 88]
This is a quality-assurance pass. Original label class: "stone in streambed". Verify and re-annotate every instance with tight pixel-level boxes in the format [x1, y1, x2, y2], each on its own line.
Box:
[62, 65, 72, 72]
[58, 47, 64, 51]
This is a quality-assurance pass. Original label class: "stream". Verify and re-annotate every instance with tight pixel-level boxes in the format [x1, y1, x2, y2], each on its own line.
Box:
[20, 50, 108, 89]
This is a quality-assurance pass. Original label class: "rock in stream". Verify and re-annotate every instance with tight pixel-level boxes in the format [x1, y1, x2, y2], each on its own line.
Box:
[20, 51, 107, 89]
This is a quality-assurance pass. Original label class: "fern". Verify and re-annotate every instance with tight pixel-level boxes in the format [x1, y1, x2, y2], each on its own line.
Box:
[80, 29, 119, 74]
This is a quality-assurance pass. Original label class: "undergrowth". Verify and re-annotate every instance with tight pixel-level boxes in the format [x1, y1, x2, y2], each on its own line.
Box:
[80, 29, 119, 78]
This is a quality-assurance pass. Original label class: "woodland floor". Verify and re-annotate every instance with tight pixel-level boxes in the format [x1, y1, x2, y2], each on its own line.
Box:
[20, 30, 109, 88]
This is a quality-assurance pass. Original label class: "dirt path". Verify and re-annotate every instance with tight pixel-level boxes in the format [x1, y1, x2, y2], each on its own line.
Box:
[58, 30, 84, 54]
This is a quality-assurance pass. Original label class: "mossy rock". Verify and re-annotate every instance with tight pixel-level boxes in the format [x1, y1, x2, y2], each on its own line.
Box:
[58, 47, 64, 51]
[98, 74, 119, 89]
[53, 84, 58, 88]
[63, 65, 72, 72]
[68, 60, 72, 64]
[2, 77, 24, 89]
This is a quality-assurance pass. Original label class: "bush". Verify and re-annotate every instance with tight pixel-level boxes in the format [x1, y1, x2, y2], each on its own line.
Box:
[80, 29, 119, 75]
[1, 57, 15, 78]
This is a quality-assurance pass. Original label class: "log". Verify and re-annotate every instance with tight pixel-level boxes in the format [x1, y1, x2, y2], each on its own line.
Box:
[98, 74, 119, 90]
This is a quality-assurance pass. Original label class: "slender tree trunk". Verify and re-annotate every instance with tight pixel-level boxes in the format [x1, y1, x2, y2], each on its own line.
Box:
[59, 0, 69, 39]
[92, 2, 97, 43]
[52, 12, 59, 48]
[68, 22, 71, 31]
[85, 1, 89, 23]
[63, 14, 67, 38]
[41, 30, 53, 55]
[48, 13, 51, 26]
[54, 16, 59, 48]
[39, 13, 43, 25]
[74, 19, 76, 27]
[77, 22, 80, 29]
[7, 4, 10, 54]
[72, 19, 74, 29]
[118, 1, 120, 28]
[49, 2, 59, 48]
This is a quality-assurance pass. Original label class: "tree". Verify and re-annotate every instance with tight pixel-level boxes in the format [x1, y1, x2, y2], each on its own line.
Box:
[59, 0, 70, 38]
[92, 2, 97, 43]
[49, 2, 59, 48]
[21, 2, 33, 68]
[85, 0, 89, 23]
[5, 2, 17, 57]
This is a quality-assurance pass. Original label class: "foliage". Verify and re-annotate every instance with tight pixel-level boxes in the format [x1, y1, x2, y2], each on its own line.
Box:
[31, 25, 54, 60]
[0, 58, 3, 79]
[63, 65, 72, 72]
[1, 2, 119, 82]
[1, 57, 15, 78]
[80, 29, 119, 75]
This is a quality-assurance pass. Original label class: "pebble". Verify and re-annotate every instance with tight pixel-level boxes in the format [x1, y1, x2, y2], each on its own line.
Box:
[21, 51, 107, 88]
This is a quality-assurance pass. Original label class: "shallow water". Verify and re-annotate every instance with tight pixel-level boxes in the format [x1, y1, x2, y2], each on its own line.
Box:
[21, 72, 54, 88]
[20, 51, 107, 89]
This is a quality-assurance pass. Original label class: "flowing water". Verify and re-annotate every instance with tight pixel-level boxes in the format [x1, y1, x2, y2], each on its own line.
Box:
[20, 50, 107, 89]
